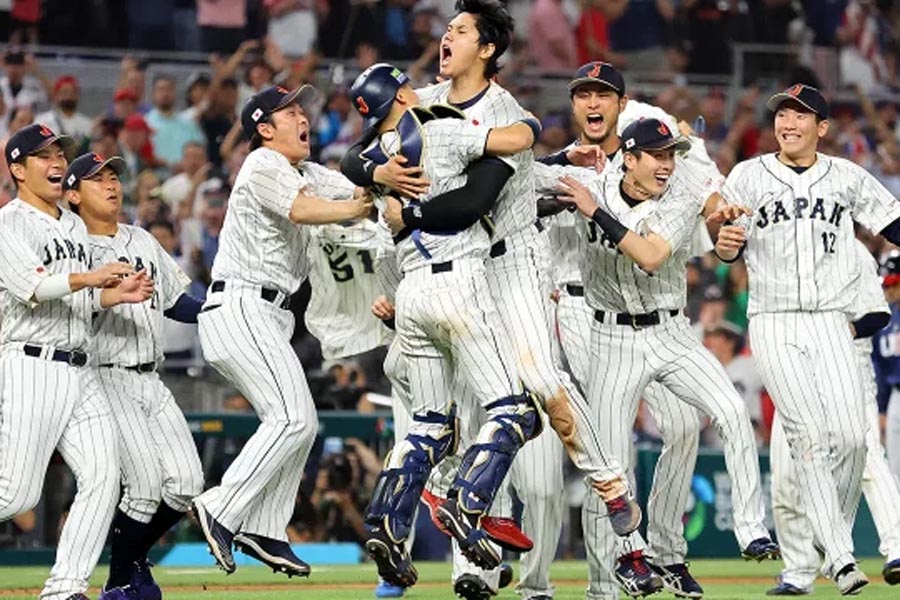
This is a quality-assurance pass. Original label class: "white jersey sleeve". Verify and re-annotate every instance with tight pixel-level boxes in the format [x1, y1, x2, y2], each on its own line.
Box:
[300, 162, 357, 200]
[247, 164, 301, 218]
[849, 162, 900, 233]
[157, 246, 192, 310]
[644, 170, 706, 252]
[853, 240, 889, 319]
[0, 222, 48, 305]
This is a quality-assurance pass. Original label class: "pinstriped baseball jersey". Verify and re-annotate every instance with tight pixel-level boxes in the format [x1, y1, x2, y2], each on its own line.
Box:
[416, 81, 536, 240]
[579, 171, 707, 314]
[211, 148, 357, 295]
[305, 219, 388, 360]
[854, 241, 890, 358]
[88, 225, 190, 365]
[0, 199, 94, 349]
[368, 117, 492, 273]
[724, 153, 900, 317]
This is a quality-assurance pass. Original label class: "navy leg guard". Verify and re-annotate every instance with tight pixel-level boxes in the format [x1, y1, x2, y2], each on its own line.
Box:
[365, 406, 458, 542]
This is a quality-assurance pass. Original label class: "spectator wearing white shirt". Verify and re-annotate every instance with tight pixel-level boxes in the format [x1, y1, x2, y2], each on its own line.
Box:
[0, 49, 49, 111]
[160, 140, 210, 215]
[34, 75, 93, 143]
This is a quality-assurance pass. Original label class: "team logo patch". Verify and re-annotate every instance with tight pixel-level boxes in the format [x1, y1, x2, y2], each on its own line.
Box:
[625, 139, 635, 149]
[36, 266, 45, 274]
[39, 125, 53, 137]
[658, 122, 670, 136]
[92, 153, 103, 163]
[787, 84, 804, 97]
[472, 119, 480, 126]
[588, 63, 603, 78]
[251, 108, 264, 122]
[67, 174, 76, 187]
[390, 68, 403, 81]
[276, 86, 290, 94]
[356, 96, 370, 115]
[10, 147, 19, 159]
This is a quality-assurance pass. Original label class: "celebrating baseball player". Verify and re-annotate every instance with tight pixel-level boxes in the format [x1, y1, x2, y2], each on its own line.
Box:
[0, 124, 153, 600]
[713, 83, 900, 595]
[191, 84, 373, 576]
[874, 251, 900, 483]
[768, 240, 900, 594]
[557, 117, 778, 599]
[62, 152, 205, 599]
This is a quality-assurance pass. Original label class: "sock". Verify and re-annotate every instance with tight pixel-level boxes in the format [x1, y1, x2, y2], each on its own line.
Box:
[108, 509, 152, 588]
[137, 501, 186, 561]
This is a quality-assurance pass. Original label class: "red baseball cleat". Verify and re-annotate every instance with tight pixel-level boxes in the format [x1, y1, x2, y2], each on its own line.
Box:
[420, 489, 450, 536]
[482, 516, 533, 552]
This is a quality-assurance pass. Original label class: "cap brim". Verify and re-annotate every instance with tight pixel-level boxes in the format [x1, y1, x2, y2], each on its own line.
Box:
[640, 137, 692, 152]
[567, 77, 622, 94]
[87, 156, 128, 178]
[275, 84, 319, 112]
[766, 93, 821, 116]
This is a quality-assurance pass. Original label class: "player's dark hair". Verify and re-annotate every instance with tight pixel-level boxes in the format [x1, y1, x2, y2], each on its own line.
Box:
[454, 0, 514, 79]
[250, 113, 275, 151]
[620, 149, 642, 173]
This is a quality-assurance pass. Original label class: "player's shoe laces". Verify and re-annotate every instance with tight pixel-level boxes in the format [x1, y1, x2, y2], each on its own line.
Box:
[765, 581, 810, 596]
[365, 526, 418, 589]
[615, 550, 664, 597]
[498, 563, 513, 589]
[835, 563, 868, 596]
[98, 585, 138, 600]
[650, 562, 703, 598]
[740, 537, 781, 562]
[420, 488, 450, 536]
[605, 493, 643, 536]
[453, 573, 494, 600]
[374, 578, 406, 598]
[436, 498, 501, 570]
[234, 532, 311, 578]
[883, 558, 900, 585]
[191, 500, 235, 573]
[482, 516, 533, 552]
[130, 560, 161, 600]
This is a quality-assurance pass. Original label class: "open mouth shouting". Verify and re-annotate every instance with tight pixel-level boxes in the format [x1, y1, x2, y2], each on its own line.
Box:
[440, 43, 452, 69]
[586, 113, 605, 134]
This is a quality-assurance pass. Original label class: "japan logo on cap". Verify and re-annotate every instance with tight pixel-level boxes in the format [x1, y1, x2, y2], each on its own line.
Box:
[356, 96, 369, 115]
[588, 63, 603, 77]
[92, 153, 102, 163]
[625, 139, 635, 149]
[39, 125, 53, 137]
[67, 174, 76, 187]
[10, 148, 19, 159]
[658, 122, 670, 136]
[787, 84, 803, 97]
[251, 108, 264, 122]
[276, 86, 289, 94]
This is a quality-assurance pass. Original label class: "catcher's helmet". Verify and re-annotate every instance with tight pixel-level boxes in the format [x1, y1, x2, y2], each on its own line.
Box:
[350, 63, 410, 135]
[880, 250, 900, 287]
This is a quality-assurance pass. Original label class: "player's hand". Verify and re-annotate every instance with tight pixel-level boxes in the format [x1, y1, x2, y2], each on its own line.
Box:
[706, 204, 752, 226]
[372, 295, 395, 320]
[117, 270, 155, 304]
[373, 155, 430, 198]
[715, 225, 746, 260]
[566, 145, 606, 172]
[556, 175, 599, 218]
[351, 188, 374, 219]
[85, 262, 134, 288]
[383, 196, 405, 235]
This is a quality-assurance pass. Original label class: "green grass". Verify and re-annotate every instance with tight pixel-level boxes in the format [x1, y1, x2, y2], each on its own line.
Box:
[0, 559, 894, 599]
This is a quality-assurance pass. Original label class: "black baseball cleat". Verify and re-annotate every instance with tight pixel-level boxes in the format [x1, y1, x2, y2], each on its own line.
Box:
[741, 538, 781, 562]
[605, 493, 643, 536]
[130, 559, 161, 600]
[615, 551, 664, 598]
[453, 574, 493, 600]
[436, 499, 501, 570]
[498, 562, 513, 589]
[234, 532, 311, 578]
[884, 558, 900, 585]
[192, 500, 236, 573]
[365, 527, 418, 589]
[650, 562, 703, 599]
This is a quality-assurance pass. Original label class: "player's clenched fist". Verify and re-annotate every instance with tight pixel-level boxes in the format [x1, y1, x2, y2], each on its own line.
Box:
[352, 188, 375, 218]
[371, 295, 395, 321]
[83, 261, 134, 288]
[715, 225, 746, 261]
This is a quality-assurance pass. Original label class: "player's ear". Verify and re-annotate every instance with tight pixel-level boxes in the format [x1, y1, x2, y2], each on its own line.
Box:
[817, 118, 829, 139]
[65, 189, 81, 210]
[619, 94, 629, 112]
[478, 42, 496, 62]
[256, 120, 275, 143]
[8, 161, 25, 183]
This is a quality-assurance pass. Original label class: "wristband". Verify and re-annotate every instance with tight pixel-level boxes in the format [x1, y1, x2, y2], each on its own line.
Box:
[714, 245, 744, 263]
[519, 117, 542, 146]
[590, 207, 628, 245]
[33, 273, 73, 302]
[401, 204, 423, 229]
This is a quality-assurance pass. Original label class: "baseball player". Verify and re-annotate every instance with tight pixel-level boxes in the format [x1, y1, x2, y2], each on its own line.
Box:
[539, 62, 715, 598]
[768, 240, 900, 594]
[713, 83, 900, 595]
[0, 123, 153, 600]
[62, 152, 205, 599]
[346, 62, 562, 590]
[874, 252, 900, 482]
[341, 5, 637, 597]
[558, 118, 778, 600]
[191, 84, 373, 576]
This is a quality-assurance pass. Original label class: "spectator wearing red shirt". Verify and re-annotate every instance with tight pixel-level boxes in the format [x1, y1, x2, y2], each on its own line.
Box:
[10, 0, 39, 45]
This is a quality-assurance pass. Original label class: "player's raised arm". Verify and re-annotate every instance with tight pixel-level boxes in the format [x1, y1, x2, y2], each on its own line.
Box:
[288, 186, 373, 225]
[483, 116, 541, 155]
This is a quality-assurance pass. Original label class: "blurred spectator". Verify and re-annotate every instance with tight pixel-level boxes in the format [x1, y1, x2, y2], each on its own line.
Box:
[0, 103, 34, 201]
[405, 4, 442, 79]
[311, 449, 369, 543]
[35, 76, 93, 145]
[180, 72, 212, 122]
[119, 113, 165, 178]
[381, 0, 417, 59]
[127, 0, 176, 50]
[698, 88, 730, 150]
[115, 57, 152, 114]
[180, 177, 229, 298]
[316, 87, 355, 149]
[804, 0, 850, 47]
[838, 0, 899, 91]
[722, 259, 750, 330]
[200, 76, 239, 167]
[89, 117, 123, 160]
[317, 0, 381, 58]
[576, 0, 622, 67]
[606, 0, 675, 73]
[146, 74, 206, 166]
[529, 0, 577, 71]
[0, 50, 49, 110]
[266, 0, 317, 58]
[355, 39, 381, 70]
[160, 141, 210, 213]
[132, 170, 167, 225]
[112, 88, 140, 120]
[9, 0, 39, 45]
[678, 0, 735, 74]
[697, 283, 727, 332]
[197, 0, 248, 54]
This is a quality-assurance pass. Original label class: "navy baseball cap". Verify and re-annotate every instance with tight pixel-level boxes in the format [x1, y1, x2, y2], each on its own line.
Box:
[620, 118, 691, 153]
[240, 84, 318, 139]
[5, 123, 76, 166]
[568, 62, 625, 96]
[350, 63, 411, 135]
[63, 152, 127, 191]
[766, 84, 829, 119]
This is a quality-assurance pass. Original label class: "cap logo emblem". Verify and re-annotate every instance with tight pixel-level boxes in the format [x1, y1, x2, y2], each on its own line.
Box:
[356, 96, 370, 115]
[787, 84, 803, 97]
[657, 122, 670, 136]
[67, 174, 76, 186]
[39, 125, 53, 137]
[588, 63, 603, 78]
[10, 148, 19, 159]
[92, 153, 102, 163]
[390, 68, 403, 81]
[625, 139, 635, 149]
[276, 86, 289, 94]
[251, 108, 264, 122]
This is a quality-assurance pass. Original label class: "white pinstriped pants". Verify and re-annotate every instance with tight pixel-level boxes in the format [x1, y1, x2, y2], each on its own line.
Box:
[0, 351, 119, 600]
[750, 311, 867, 574]
[771, 343, 900, 589]
[557, 292, 701, 568]
[197, 291, 317, 540]
[583, 314, 767, 599]
[97, 368, 204, 522]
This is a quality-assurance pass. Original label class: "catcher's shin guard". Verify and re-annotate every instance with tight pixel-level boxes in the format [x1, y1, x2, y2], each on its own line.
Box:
[451, 393, 542, 515]
[365, 406, 459, 541]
